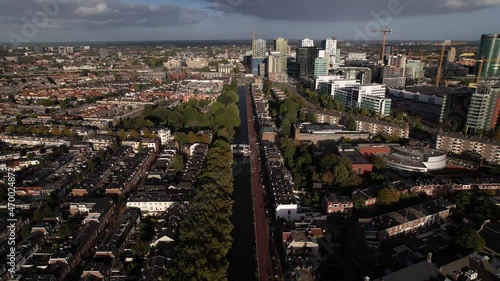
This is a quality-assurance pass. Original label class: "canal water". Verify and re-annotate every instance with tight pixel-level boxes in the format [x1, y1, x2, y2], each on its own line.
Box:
[228, 85, 257, 281]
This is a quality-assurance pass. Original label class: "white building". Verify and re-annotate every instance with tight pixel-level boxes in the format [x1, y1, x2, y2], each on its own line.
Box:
[359, 95, 392, 117]
[126, 192, 190, 216]
[253, 39, 267, 58]
[322, 37, 338, 68]
[347, 52, 367, 61]
[334, 84, 389, 115]
[158, 129, 172, 145]
[301, 38, 314, 47]
[381, 147, 447, 173]
[0, 135, 71, 147]
[276, 203, 299, 221]
[317, 78, 360, 95]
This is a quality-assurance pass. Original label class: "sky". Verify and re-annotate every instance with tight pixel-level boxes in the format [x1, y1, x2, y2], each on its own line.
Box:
[0, 0, 499, 43]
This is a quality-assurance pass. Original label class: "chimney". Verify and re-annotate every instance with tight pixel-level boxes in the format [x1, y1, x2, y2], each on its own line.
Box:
[427, 252, 432, 263]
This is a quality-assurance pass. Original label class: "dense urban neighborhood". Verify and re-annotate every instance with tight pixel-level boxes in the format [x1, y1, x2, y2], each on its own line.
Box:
[1, 31, 500, 281]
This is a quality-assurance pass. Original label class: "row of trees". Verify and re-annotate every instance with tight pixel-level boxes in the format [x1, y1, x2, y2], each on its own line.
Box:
[5, 124, 73, 137]
[174, 131, 211, 146]
[169, 140, 234, 280]
[271, 90, 311, 137]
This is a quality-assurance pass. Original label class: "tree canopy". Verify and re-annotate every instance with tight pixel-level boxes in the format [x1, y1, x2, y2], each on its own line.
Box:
[169, 140, 234, 280]
[377, 187, 400, 206]
[455, 228, 485, 252]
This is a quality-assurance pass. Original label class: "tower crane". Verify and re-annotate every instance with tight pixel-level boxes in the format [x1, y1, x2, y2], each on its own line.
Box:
[476, 57, 500, 82]
[251, 32, 264, 54]
[435, 40, 466, 86]
[371, 26, 392, 63]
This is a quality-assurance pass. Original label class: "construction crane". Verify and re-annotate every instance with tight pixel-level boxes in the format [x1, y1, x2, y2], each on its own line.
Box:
[371, 26, 392, 62]
[476, 57, 500, 82]
[435, 40, 467, 86]
[251, 32, 264, 54]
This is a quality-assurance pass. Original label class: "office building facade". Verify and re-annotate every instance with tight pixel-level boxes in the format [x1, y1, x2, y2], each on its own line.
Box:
[253, 38, 267, 58]
[334, 84, 389, 116]
[314, 58, 328, 77]
[476, 34, 500, 80]
[359, 95, 392, 117]
[296, 47, 319, 79]
[301, 38, 314, 47]
[321, 37, 338, 68]
[465, 82, 500, 134]
[274, 37, 288, 71]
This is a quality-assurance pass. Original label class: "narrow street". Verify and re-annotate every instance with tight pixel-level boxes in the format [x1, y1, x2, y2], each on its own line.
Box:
[246, 85, 273, 281]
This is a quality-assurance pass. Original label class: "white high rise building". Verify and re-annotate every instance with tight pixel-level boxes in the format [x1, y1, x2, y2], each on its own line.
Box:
[253, 39, 267, 58]
[334, 84, 389, 115]
[322, 37, 338, 68]
[301, 38, 314, 47]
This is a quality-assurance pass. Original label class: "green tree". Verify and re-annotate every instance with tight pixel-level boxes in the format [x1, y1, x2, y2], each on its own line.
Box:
[280, 119, 292, 137]
[454, 191, 472, 212]
[280, 137, 295, 168]
[20, 225, 32, 240]
[333, 165, 350, 187]
[346, 118, 357, 131]
[263, 80, 273, 95]
[372, 156, 386, 171]
[131, 241, 151, 257]
[354, 198, 366, 209]
[455, 228, 485, 252]
[57, 223, 74, 240]
[130, 129, 140, 139]
[217, 91, 238, 105]
[171, 155, 185, 176]
[377, 187, 400, 206]
[169, 140, 234, 280]
[305, 112, 317, 123]
[321, 172, 334, 186]
[119, 129, 127, 140]
[187, 131, 199, 144]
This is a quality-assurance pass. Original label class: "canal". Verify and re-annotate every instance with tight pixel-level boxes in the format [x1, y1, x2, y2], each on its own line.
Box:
[228, 85, 257, 281]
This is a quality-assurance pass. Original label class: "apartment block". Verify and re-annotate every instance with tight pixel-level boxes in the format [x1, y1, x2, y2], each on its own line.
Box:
[436, 131, 500, 163]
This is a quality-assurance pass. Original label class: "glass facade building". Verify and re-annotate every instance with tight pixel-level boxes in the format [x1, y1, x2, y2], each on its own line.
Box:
[476, 34, 500, 79]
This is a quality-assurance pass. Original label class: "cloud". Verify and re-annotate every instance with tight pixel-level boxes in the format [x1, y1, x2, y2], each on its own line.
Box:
[0, 0, 207, 30]
[207, 0, 500, 21]
[74, 3, 114, 17]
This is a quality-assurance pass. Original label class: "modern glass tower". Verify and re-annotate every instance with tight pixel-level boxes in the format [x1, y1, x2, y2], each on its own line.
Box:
[476, 34, 500, 80]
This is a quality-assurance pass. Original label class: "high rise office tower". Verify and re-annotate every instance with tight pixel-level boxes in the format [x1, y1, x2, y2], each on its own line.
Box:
[297, 47, 319, 79]
[476, 34, 500, 80]
[267, 52, 282, 74]
[314, 58, 328, 77]
[465, 82, 500, 134]
[253, 39, 267, 58]
[274, 37, 288, 71]
[321, 37, 338, 68]
[267, 51, 288, 82]
[301, 38, 314, 47]
[446, 47, 456, 63]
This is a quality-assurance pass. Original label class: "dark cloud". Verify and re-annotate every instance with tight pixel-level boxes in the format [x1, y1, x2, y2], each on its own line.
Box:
[0, 0, 207, 29]
[208, 0, 500, 21]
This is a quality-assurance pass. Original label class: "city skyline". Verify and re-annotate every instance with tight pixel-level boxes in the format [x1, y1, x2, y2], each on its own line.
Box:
[0, 0, 499, 43]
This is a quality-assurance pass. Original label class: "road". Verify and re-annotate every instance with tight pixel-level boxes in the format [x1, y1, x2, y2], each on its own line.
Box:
[246, 85, 273, 281]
